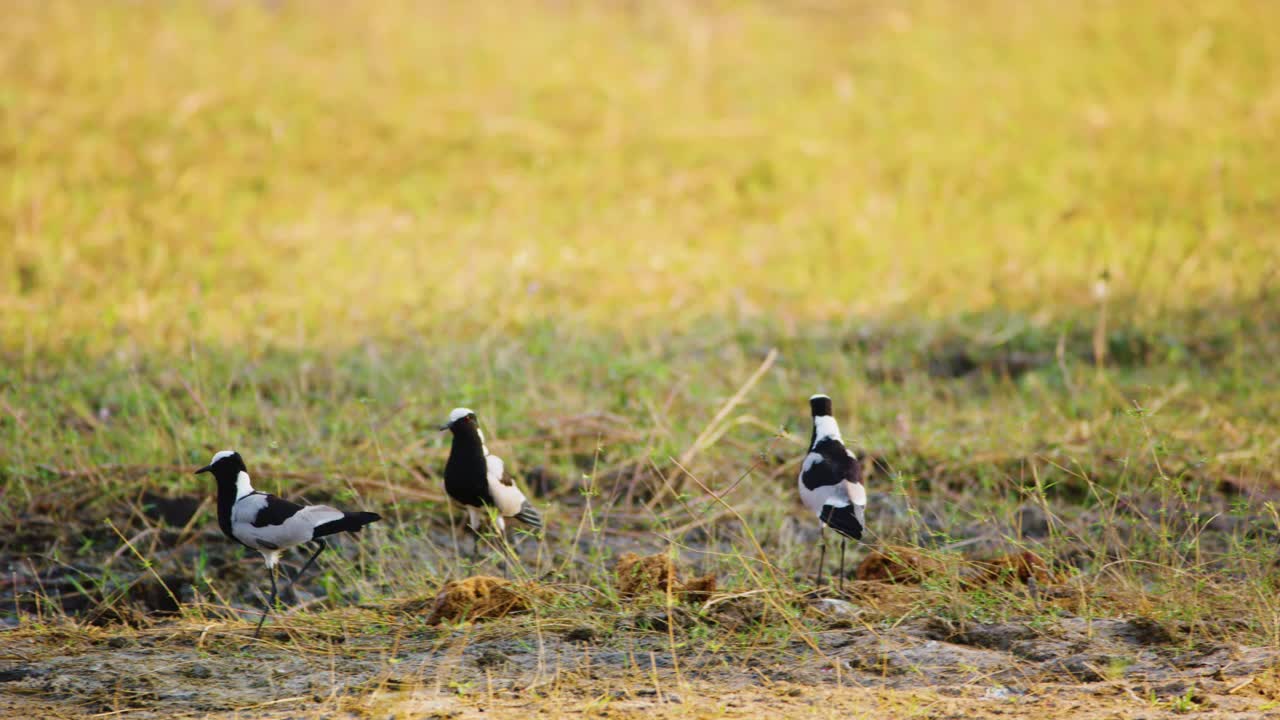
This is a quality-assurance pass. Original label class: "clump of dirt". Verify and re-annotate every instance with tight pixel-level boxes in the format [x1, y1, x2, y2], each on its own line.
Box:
[680, 573, 718, 603]
[854, 547, 1057, 589]
[615, 553, 676, 596]
[855, 546, 946, 583]
[614, 552, 717, 602]
[409, 576, 545, 624]
[967, 550, 1056, 586]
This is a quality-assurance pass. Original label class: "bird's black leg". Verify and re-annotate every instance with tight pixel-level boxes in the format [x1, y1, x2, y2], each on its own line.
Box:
[471, 531, 480, 563]
[838, 538, 847, 593]
[294, 540, 327, 583]
[254, 565, 278, 639]
[816, 526, 827, 589]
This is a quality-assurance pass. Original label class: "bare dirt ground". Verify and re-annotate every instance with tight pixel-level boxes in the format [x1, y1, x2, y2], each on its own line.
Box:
[3, 596, 1279, 718]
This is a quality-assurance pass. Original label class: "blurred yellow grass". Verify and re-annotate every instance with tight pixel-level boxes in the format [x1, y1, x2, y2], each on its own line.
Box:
[3, 0, 1277, 352]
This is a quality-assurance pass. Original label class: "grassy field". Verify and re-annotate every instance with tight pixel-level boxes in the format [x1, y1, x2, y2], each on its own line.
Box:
[2, 1, 1280, 718]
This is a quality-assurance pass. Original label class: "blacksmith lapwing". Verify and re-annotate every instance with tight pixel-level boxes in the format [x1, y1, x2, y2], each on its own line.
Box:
[797, 394, 867, 590]
[440, 408, 542, 557]
[195, 450, 381, 637]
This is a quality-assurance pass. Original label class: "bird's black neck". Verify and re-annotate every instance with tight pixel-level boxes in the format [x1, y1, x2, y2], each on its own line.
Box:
[810, 415, 828, 450]
[212, 471, 243, 540]
[808, 397, 834, 450]
[445, 427, 490, 502]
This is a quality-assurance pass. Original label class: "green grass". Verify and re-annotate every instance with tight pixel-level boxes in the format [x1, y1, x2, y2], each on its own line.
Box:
[2, 1, 1280, 716]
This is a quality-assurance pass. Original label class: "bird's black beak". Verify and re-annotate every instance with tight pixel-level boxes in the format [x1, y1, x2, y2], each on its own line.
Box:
[438, 423, 451, 431]
[194, 465, 212, 475]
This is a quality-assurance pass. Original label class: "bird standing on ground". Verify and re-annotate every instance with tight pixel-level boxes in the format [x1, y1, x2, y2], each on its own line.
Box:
[440, 408, 542, 557]
[195, 450, 381, 637]
[797, 394, 867, 590]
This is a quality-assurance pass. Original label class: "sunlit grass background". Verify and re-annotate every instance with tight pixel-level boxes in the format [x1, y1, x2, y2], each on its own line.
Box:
[2, 0, 1280, 677]
[4, 0, 1277, 352]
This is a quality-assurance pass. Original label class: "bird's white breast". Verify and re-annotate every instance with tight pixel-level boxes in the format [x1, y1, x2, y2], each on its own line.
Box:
[234, 471, 255, 500]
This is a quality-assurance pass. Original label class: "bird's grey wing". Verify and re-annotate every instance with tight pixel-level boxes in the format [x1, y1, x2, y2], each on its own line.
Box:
[234, 496, 343, 551]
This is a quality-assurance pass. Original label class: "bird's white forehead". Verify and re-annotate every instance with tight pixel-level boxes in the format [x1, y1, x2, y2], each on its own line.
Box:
[209, 450, 238, 465]
[809, 393, 830, 402]
[448, 407, 475, 424]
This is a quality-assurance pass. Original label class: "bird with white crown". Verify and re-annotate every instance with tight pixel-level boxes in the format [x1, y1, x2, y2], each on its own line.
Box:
[796, 394, 867, 590]
[439, 408, 543, 559]
[195, 450, 380, 638]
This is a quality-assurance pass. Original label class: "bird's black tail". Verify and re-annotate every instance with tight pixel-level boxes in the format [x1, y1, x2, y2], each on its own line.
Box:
[513, 501, 542, 530]
[819, 504, 864, 541]
[314, 511, 381, 538]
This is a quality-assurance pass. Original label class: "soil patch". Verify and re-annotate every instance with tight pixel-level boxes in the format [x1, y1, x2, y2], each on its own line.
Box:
[615, 552, 717, 603]
[401, 576, 546, 624]
[1, 613, 1276, 719]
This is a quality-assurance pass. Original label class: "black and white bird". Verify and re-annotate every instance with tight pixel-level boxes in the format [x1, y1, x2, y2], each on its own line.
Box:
[797, 394, 867, 590]
[440, 408, 542, 556]
[194, 450, 381, 637]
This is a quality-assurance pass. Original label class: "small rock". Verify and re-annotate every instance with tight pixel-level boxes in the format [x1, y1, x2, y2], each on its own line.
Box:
[183, 664, 213, 680]
[810, 598, 862, 622]
[564, 627, 596, 643]
[106, 637, 131, 649]
[983, 685, 1025, 700]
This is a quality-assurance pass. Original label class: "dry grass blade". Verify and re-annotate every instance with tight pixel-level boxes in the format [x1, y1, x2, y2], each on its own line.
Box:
[648, 347, 778, 509]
